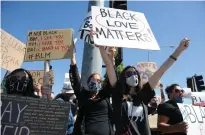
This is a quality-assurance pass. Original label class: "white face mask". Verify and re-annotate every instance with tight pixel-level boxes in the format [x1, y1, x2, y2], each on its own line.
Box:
[126, 75, 139, 87]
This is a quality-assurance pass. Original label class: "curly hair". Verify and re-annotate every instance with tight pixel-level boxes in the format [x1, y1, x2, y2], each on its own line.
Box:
[4, 68, 37, 97]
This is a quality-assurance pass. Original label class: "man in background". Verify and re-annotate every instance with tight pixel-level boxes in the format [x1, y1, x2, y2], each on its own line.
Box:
[54, 83, 78, 135]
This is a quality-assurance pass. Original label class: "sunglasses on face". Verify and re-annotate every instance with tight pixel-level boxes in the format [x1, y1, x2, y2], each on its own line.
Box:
[125, 71, 138, 78]
[174, 89, 184, 93]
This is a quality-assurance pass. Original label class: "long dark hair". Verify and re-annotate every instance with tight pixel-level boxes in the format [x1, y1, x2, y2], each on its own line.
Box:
[117, 66, 142, 104]
[4, 68, 37, 97]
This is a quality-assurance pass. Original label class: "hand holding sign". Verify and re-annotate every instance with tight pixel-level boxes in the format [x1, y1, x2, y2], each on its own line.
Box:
[174, 122, 189, 133]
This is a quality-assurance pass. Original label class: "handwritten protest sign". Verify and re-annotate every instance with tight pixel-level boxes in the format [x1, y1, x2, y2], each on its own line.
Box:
[78, 12, 94, 45]
[178, 103, 205, 135]
[28, 70, 54, 85]
[1, 94, 69, 135]
[91, 6, 160, 50]
[191, 92, 205, 104]
[137, 62, 160, 87]
[78, 12, 116, 56]
[24, 29, 74, 61]
[1, 29, 26, 71]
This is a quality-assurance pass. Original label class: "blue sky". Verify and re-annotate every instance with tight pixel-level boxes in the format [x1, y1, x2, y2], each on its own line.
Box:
[1, 1, 205, 103]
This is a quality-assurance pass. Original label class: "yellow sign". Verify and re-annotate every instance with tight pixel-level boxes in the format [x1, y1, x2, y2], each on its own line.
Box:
[24, 29, 74, 61]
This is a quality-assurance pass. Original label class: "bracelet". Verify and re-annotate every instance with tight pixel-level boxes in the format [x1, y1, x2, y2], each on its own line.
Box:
[170, 55, 177, 61]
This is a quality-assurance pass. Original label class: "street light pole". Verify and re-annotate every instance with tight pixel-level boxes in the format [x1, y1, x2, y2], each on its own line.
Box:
[148, 51, 151, 62]
[81, 0, 104, 90]
[147, 45, 175, 62]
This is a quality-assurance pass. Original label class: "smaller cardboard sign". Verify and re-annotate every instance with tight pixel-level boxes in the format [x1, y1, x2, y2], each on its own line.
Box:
[91, 6, 160, 50]
[1, 29, 26, 71]
[1, 94, 69, 135]
[137, 62, 160, 87]
[178, 103, 205, 135]
[24, 29, 74, 61]
[28, 70, 54, 85]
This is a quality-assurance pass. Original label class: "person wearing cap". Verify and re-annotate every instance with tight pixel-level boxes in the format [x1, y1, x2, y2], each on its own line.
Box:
[54, 83, 77, 107]
[157, 84, 188, 135]
[54, 83, 77, 135]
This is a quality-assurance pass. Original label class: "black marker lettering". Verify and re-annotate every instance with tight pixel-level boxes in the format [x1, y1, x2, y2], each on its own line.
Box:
[100, 8, 107, 17]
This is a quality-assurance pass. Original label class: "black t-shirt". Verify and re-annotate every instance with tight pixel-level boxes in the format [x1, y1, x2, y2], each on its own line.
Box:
[69, 64, 112, 135]
[157, 100, 186, 135]
[112, 82, 155, 135]
[78, 88, 111, 135]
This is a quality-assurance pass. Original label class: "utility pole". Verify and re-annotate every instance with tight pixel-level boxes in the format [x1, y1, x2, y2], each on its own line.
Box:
[81, 0, 104, 89]
[109, 0, 127, 67]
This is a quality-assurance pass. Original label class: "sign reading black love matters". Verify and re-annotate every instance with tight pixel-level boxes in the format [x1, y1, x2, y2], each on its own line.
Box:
[178, 103, 205, 135]
[91, 6, 160, 50]
[1, 94, 69, 135]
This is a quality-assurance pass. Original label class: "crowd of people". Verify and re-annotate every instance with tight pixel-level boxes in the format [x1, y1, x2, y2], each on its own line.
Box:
[1, 37, 200, 135]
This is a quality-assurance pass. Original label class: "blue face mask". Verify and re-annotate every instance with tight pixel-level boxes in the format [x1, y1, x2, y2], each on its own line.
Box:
[88, 78, 102, 93]
[174, 97, 184, 103]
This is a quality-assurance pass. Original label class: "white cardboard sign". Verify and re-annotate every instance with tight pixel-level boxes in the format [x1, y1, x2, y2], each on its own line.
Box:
[191, 92, 205, 105]
[78, 12, 94, 45]
[91, 6, 160, 50]
[178, 103, 205, 135]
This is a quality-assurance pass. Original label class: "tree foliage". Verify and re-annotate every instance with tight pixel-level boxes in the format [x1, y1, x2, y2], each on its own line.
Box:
[103, 62, 123, 87]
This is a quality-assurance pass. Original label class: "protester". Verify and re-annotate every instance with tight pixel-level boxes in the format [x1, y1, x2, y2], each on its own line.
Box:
[148, 83, 165, 115]
[157, 84, 188, 135]
[3, 68, 38, 98]
[54, 85, 78, 135]
[34, 83, 43, 97]
[111, 38, 190, 135]
[70, 45, 116, 135]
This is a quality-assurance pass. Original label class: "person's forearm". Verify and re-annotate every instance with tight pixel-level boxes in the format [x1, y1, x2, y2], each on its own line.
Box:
[160, 89, 165, 103]
[148, 50, 180, 90]
[99, 46, 117, 87]
[71, 55, 76, 65]
[158, 123, 179, 133]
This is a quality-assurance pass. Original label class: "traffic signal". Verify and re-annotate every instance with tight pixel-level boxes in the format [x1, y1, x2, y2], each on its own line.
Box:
[186, 77, 195, 92]
[110, 0, 127, 10]
[109, 0, 127, 67]
[194, 75, 205, 92]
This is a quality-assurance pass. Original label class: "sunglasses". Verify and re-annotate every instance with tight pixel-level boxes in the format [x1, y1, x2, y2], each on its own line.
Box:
[125, 71, 138, 78]
[174, 89, 184, 93]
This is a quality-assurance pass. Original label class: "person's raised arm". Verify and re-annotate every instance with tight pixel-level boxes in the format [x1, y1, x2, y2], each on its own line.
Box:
[159, 83, 165, 103]
[69, 49, 81, 97]
[148, 38, 190, 90]
[98, 46, 117, 87]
